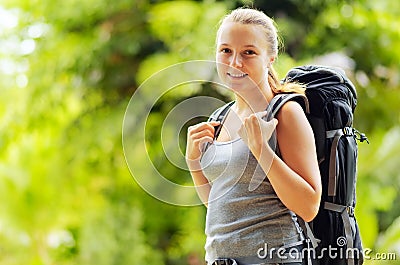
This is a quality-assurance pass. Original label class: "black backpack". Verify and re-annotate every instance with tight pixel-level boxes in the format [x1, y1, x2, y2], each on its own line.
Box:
[208, 65, 368, 265]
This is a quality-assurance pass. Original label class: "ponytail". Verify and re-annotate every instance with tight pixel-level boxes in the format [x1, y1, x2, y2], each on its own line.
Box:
[268, 65, 305, 95]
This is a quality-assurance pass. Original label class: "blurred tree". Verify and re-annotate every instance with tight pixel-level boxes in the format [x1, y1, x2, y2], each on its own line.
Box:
[0, 0, 227, 264]
[0, 0, 399, 265]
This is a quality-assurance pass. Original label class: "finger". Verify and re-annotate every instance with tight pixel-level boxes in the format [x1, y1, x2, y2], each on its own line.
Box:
[198, 136, 214, 155]
[193, 135, 214, 146]
[254, 110, 275, 122]
[190, 129, 214, 140]
[199, 136, 214, 145]
[237, 123, 247, 140]
[254, 113, 278, 128]
[268, 118, 278, 127]
[259, 118, 278, 140]
[255, 110, 268, 119]
[188, 121, 218, 134]
[260, 118, 278, 132]
[209, 121, 221, 126]
[194, 136, 214, 154]
[245, 113, 262, 128]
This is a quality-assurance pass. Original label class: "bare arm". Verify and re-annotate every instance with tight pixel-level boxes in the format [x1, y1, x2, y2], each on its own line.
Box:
[271, 101, 321, 221]
[238, 101, 321, 221]
[189, 169, 211, 207]
[185, 121, 220, 207]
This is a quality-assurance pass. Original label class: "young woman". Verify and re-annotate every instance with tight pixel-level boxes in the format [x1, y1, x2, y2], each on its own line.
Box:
[186, 7, 321, 265]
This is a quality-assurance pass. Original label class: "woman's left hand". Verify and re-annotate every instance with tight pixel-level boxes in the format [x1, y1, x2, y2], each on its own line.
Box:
[237, 111, 278, 159]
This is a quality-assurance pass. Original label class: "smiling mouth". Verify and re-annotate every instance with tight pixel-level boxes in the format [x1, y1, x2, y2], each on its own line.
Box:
[227, 72, 248, 78]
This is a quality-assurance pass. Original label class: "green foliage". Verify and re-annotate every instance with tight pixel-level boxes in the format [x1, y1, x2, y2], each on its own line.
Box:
[0, 0, 399, 264]
[136, 1, 226, 83]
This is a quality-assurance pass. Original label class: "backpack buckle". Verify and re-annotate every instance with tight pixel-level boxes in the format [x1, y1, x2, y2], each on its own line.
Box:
[212, 259, 238, 265]
[347, 206, 355, 217]
[343, 127, 353, 136]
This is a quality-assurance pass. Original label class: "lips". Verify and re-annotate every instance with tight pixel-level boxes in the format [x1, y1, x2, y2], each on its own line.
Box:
[227, 72, 248, 78]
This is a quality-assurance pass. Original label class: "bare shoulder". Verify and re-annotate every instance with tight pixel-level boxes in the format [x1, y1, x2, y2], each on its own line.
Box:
[276, 100, 307, 126]
[275, 100, 314, 156]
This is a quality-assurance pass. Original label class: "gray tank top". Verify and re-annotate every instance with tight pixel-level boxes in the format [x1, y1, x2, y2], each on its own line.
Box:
[200, 137, 302, 263]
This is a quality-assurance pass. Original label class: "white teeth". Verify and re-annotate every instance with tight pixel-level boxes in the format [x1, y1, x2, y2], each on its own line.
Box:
[228, 73, 247, 78]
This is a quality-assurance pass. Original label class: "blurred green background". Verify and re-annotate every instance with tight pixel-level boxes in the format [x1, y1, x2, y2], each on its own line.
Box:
[0, 0, 399, 264]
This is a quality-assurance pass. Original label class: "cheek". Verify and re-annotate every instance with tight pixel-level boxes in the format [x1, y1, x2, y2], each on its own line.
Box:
[256, 61, 269, 77]
[216, 63, 226, 82]
[216, 55, 227, 77]
[249, 65, 268, 84]
[216, 53, 228, 64]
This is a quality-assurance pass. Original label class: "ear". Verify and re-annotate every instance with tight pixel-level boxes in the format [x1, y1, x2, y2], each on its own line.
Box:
[269, 57, 275, 65]
[267, 57, 275, 68]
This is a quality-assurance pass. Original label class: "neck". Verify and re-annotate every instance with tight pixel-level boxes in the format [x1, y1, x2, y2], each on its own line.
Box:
[233, 84, 274, 116]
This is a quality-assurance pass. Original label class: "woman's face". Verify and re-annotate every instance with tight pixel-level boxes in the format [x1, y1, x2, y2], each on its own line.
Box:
[216, 22, 273, 93]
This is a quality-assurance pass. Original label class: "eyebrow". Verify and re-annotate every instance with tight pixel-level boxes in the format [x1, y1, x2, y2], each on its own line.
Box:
[218, 43, 259, 49]
[243, 45, 258, 48]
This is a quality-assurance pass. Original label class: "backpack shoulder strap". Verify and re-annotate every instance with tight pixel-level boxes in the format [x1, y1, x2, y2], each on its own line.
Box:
[202, 101, 234, 155]
[265, 93, 309, 121]
[208, 101, 234, 122]
[209, 95, 308, 141]
[208, 101, 235, 140]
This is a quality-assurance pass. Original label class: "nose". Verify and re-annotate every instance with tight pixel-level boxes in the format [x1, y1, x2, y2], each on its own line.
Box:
[229, 53, 243, 68]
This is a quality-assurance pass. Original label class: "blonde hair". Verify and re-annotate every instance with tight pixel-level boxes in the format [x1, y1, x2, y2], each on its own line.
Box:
[217, 7, 305, 95]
